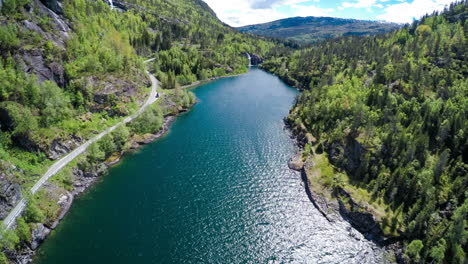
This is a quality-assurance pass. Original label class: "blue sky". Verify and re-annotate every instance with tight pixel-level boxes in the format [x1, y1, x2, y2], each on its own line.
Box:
[203, 0, 457, 26]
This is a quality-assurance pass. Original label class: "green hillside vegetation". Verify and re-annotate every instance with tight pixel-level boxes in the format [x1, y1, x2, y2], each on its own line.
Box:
[0, 0, 466, 263]
[118, 0, 287, 85]
[0, 0, 287, 189]
[0, 0, 288, 260]
[263, 1, 467, 263]
[238, 16, 400, 44]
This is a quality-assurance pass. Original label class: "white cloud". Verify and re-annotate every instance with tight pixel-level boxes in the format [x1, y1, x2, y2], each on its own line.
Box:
[339, 0, 387, 12]
[341, 0, 378, 8]
[290, 4, 334, 17]
[204, 0, 331, 26]
[377, 0, 454, 23]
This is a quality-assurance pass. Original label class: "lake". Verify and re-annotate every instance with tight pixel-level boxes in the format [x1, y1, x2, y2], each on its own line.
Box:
[35, 68, 383, 263]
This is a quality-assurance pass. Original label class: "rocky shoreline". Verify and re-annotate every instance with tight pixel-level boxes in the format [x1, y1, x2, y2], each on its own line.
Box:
[284, 117, 405, 262]
[4, 69, 243, 263]
[6, 109, 188, 263]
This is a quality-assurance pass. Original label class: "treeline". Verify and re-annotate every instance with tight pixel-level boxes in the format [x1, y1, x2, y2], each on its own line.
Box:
[122, 0, 288, 88]
[0, 0, 285, 175]
[264, 1, 467, 263]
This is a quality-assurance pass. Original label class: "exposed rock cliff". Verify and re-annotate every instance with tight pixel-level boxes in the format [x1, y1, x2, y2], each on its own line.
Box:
[334, 187, 385, 245]
[0, 163, 23, 220]
[250, 54, 264, 65]
[39, 0, 63, 14]
[0, 178, 22, 220]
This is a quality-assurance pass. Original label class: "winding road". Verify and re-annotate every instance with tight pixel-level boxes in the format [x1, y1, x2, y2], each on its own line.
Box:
[2, 59, 158, 230]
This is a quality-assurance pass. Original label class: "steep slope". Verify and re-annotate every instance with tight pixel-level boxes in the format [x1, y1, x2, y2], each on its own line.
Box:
[263, 1, 467, 263]
[0, 0, 288, 261]
[238, 16, 400, 43]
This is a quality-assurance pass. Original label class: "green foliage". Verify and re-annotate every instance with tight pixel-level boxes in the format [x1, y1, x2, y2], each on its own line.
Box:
[406, 240, 424, 262]
[0, 25, 20, 50]
[238, 16, 400, 44]
[24, 197, 46, 223]
[0, 225, 19, 250]
[129, 105, 163, 134]
[111, 125, 130, 151]
[0, 252, 7, 264]
[15, 217, 31, 244]
[99, 134, 117, 157]
[430, 239, 446, 264]
[87, 142, 105, 164]
[1, 0, 17, 15]
[0, 101, 38, 136]
[39, 81, 72, 126]
[447, 199, 468, 263]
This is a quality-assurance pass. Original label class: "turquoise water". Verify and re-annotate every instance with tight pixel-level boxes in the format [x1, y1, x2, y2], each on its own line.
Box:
[34, 69, 383, 263]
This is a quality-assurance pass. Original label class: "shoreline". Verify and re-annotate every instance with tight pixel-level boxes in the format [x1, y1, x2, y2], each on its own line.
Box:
[8, 104, 194, 263]
[180, 71, 249, 90]
[284, 118, 404, 263]
[11, 71, 244, 262]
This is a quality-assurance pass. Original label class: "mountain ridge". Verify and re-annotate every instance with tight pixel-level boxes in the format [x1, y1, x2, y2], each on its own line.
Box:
[237, 16, 401, 43]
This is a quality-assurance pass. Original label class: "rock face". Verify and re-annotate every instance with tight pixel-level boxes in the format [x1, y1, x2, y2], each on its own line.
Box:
[250, 54, 264, 65]
[47, 135, 83, 160]
[112, 1, 128, 11]
[288, 155, 304, 171]
[244, 53, 264, 66]
[30, 224, 51, 250]
[0, 178, 22, 220]
[40, 0, 63, 14]
[335, 187, 385, 245]
[16, 50, 66, 86]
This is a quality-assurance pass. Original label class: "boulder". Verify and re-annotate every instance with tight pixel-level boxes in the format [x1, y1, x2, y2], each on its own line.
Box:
[288, 155, 304, 171]
[30, 223, 51, 250]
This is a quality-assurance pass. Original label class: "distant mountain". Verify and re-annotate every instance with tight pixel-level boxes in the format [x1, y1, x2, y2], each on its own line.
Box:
[237, 16, 401, 43]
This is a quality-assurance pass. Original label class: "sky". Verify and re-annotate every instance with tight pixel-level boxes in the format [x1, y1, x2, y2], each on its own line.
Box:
[203, 0, 458, 27]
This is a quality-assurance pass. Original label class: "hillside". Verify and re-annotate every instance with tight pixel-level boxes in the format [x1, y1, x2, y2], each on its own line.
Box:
[263, 1, 467, 263]
[237, 16, 400, 43]
[0, 0, 286, 261]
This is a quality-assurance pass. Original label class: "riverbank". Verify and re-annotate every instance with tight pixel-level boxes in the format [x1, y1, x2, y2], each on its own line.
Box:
[5, 66, 249, 263]
[284, 115, 404, 263]
[180, 71, 248, 90]
[5, 97, 195, 263]
[6, 69, 243, 263]
[32, 67, 389, 264]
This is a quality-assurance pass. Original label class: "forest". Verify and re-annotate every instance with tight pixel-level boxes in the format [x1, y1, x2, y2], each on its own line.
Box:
[263, 1, 467, 263]
[0, 0, 466, 263]
[0, 0, 288, 262]
[0, 0, 287, 189]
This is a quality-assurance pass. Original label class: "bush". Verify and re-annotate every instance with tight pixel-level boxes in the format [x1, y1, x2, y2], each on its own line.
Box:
[0, 252, 7, 264]
[99, 134, 116, 157]
[0, 25, 20, 50]
[0, 101, 38, 136]
[111, 125, 130, 151]
[129, 105, 163, 134]
[15, 217, 31, 244]
[39, 81, 72, 126]
[24, 198, 46, 223]
[87, 142, 105, 163]
[406, 240, 424, 262]
[0, 226, 19, 251]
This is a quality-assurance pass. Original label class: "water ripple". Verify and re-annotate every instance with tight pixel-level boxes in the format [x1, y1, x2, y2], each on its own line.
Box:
[35, 69, 383, 264]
